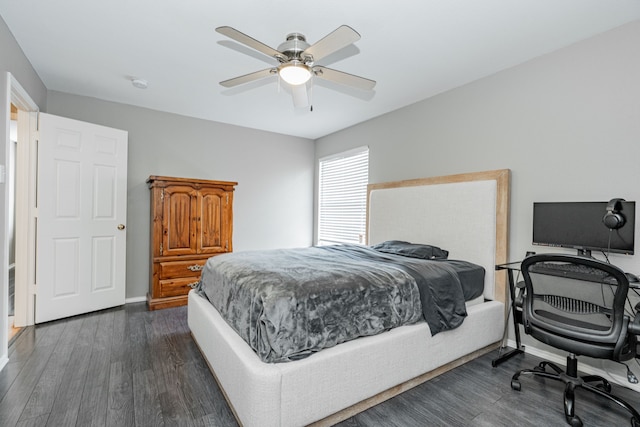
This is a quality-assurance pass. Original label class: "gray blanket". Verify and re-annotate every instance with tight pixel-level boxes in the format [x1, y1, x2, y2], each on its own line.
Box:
[196, 244, 469, 363]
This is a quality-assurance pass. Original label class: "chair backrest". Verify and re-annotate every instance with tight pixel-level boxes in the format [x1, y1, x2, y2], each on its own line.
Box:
[521, 253, 634, 361]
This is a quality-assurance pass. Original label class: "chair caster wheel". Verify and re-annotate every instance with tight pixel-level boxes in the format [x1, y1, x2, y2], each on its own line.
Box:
[566, 415, 582, 427]
[596, 382, 612, 393]
[511, 380, 521, 391]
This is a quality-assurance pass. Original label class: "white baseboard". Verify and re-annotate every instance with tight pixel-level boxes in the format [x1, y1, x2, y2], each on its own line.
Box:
[125, 296, 147, 304]
[506, 339, 640, 394]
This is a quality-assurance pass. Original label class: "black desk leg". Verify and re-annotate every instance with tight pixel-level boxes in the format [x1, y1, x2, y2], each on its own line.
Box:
[492, 266, 524, 367]
[491, 347, 524, 367]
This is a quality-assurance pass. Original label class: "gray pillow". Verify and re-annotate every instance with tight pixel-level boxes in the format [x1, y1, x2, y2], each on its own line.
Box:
[371, 240, 449, 260]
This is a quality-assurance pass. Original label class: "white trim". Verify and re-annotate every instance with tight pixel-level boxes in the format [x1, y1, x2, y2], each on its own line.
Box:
[9, 74, 36, 112]
[2, 72, 39, 371]
[13, 110, 37, 328]
[5, 73, 39, 347]
[125, 296, 147, 304]
[1, 74, 8, 372]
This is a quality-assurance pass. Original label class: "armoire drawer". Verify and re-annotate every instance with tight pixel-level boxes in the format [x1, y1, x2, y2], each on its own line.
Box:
[158, 276, 200, 298]
[157, 259, 208, 279]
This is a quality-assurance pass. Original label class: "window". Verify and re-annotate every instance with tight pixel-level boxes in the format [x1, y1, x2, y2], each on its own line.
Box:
[317, 147, 369, 245]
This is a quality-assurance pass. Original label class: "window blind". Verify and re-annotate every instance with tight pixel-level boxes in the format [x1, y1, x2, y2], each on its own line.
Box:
[318, 147, 369, 245]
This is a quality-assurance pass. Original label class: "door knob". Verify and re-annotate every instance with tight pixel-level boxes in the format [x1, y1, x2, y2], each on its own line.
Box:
[117, 224, 126, 230]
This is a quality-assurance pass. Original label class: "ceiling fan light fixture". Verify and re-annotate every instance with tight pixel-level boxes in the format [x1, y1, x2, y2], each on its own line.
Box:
[278, 62, 311, 86]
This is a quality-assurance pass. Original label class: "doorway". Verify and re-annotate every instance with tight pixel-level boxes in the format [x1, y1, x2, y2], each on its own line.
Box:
[2, 74, 127, 366]
[8, 105, 18, 342]
[2, 74, 39, 368]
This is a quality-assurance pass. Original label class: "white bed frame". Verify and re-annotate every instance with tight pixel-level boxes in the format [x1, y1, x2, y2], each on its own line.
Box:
[188, 169, 510, 426]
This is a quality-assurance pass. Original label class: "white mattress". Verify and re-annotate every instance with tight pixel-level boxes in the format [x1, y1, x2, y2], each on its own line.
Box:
[466, 294, 485, 307]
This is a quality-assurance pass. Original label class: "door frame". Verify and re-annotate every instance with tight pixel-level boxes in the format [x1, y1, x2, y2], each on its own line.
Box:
[7, 73, 38, 330]
[1, 73, 38, 370]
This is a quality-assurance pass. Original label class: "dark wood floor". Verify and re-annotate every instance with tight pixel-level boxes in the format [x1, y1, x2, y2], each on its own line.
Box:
[1, 303, 639, 426]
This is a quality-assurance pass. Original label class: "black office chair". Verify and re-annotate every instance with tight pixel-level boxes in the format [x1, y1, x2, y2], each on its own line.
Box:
[511, 253, 640, 427]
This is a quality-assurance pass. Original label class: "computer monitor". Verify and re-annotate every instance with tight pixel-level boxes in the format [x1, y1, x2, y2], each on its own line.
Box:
[532, 201, 635, 256]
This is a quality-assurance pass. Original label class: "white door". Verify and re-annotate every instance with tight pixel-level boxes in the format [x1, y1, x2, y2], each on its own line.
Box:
[36, 113, 128, 323]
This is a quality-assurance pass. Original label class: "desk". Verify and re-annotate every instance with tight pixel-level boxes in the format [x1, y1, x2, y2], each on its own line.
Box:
[492, 261, 525, 367]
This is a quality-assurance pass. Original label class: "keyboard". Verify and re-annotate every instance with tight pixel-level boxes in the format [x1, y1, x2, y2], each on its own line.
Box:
[529, 262, 612, 283]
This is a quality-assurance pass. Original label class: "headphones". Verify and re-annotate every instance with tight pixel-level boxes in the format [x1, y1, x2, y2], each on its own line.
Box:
[602, 198, 626, 230]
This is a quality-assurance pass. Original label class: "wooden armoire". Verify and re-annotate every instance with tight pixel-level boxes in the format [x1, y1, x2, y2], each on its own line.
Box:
[147, 175, 237, 310]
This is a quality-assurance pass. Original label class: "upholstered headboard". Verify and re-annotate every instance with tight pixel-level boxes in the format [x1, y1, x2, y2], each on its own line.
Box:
[367, 169, 510, 302]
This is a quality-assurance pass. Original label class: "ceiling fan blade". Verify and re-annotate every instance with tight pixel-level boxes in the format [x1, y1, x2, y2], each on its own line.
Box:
[302, 25, 361, 63]
[291, 84, 309, 108]
[216, 26, 285, 61]
[220, 68, 276, 88]
[312, 66, 376, 91]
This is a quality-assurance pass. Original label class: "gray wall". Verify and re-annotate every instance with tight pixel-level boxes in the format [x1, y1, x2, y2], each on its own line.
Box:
[316, 20, 640, 381]
[0, 17, 47, 109]
[317, 20, 640, 272]
[46, 92, 315, 299]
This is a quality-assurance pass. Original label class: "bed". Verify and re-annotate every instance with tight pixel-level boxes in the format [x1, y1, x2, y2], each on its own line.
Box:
[188, 169, 510, 426]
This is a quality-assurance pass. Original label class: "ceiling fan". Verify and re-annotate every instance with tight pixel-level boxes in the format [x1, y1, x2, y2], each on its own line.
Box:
[215, 25, 376, 108]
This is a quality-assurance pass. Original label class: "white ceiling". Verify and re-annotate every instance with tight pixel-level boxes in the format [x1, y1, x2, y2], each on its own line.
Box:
[1, 1, 639, 140]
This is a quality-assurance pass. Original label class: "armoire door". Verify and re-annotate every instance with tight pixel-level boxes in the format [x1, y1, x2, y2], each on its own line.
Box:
[198, 187, 231, 255]
[36, 113, 128, 323]
[161, 185, 198, 257]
